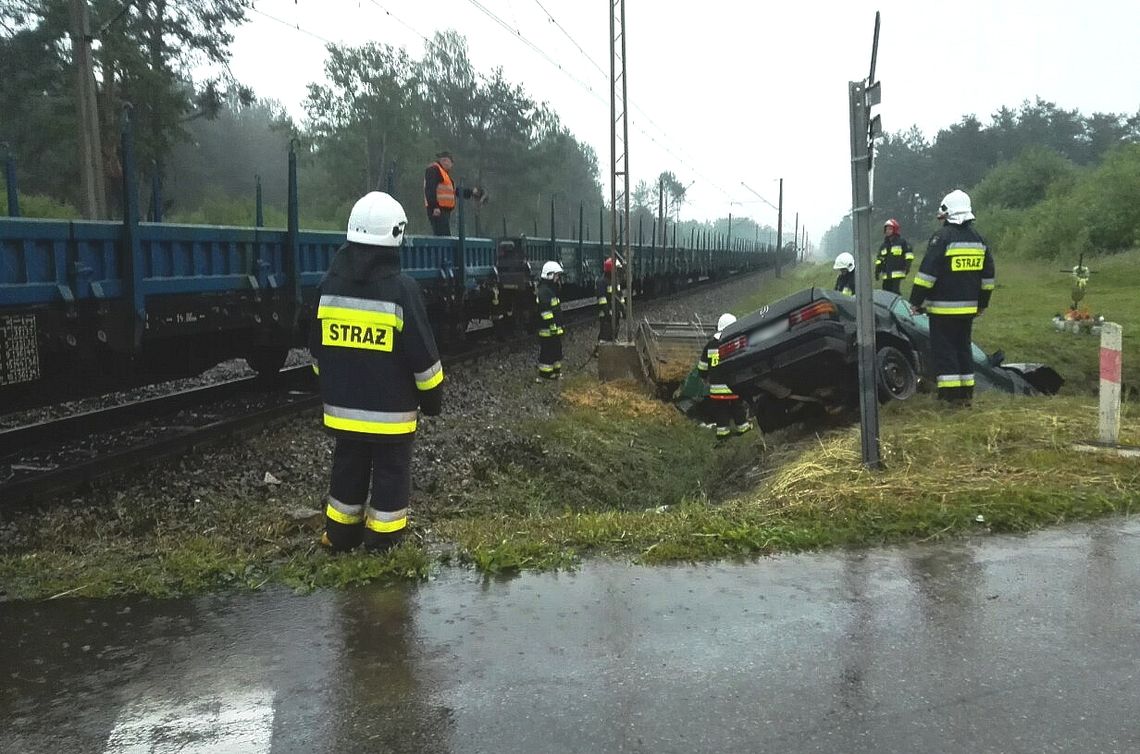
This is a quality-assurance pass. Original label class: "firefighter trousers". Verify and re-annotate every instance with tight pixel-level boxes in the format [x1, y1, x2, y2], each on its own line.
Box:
[325, 437, 413, 552]
[881, 278, 903, 294]
[538, 335, 563, 379]
[929, 314, 976, 403]
[710, 397, 751, 438]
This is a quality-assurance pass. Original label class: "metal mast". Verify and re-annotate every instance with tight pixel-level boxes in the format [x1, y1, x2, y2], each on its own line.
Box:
[609, 0, 632, 340]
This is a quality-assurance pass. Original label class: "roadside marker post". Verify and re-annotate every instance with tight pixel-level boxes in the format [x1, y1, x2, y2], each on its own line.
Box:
[1074, 322, 1140, 458]
[1099, 322, 1123, 445]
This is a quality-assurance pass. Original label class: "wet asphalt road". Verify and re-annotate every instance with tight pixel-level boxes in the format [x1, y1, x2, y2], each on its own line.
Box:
[3, 518, 1139, 754]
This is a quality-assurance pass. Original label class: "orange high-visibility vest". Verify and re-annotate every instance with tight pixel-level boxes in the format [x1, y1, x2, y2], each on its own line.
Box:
[426, 162, 456, 209]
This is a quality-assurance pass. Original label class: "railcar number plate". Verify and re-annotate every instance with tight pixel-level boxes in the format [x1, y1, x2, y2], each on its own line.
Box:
[0, 314, 40, 386]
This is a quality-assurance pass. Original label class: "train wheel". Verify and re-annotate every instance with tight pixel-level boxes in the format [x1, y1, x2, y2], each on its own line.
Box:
[246, 346, 288, 378]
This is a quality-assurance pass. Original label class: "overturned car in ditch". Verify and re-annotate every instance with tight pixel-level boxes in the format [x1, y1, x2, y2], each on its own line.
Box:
[713, 287, 1063, 432]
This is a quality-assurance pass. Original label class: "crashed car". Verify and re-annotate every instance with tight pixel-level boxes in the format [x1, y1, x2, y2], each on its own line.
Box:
[715, 287, 1063, 432]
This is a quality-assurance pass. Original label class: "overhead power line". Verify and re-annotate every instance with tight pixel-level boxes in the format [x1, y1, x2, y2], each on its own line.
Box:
[251, 5, 335, 46]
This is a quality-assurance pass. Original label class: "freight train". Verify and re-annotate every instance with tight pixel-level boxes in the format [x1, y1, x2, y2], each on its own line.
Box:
[1, 145, 777, 412]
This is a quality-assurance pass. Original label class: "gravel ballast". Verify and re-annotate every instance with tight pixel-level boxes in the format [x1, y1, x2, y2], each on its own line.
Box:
[0, 273, 769, 552]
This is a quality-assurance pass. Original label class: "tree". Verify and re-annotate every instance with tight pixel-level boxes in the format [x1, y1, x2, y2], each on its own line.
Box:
[0, 0, 251, 210]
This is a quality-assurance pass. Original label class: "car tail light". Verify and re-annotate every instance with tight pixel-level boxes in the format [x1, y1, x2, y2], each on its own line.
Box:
[718, 334, 748, 361]
[788, 300, 837, 327]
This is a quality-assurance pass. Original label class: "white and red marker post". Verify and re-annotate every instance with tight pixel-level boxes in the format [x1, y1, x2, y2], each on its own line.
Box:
[1098, 322, 1123, 445]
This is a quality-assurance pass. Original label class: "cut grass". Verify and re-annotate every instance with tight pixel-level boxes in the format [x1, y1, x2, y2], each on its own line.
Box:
[436, 385, 1139, 571]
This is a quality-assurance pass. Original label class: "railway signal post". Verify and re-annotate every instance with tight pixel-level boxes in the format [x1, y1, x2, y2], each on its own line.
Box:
[848, 12, 884, 470]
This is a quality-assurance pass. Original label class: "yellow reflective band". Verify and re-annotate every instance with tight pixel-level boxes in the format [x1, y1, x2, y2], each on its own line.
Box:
[550, 297, 560, 306]
[538, 363, 555, 373]
[365, 515, 406, 533]
[697, 362, 708, 371]
[323, 407, 417, 435]
[415, 362, 444, 390]
[317, 305, 403, 331]
[890, 271, 907, 278]
[913, 277, 934, 288]
[541, 311, 554, 320]
[325, 502, 363, 525]
[311, 363, 320, 375]
[927, 305, 978, 315]
[597, 297, 608, 305]
[981, 282, 996, 291]
[937, 378, 964, 387]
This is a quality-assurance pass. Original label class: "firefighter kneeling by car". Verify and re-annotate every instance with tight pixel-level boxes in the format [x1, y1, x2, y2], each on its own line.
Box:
[698, 313, 752, 440]
[310, 191, 444, 553]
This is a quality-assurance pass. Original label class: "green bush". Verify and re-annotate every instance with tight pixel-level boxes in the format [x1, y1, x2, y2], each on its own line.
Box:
[1074, 144, 1140, 252]
[1, 176, 79, 219]
[973, 143, 1140, 260]
[973, 147, 1077, 210]
[165, 192, 341, 230]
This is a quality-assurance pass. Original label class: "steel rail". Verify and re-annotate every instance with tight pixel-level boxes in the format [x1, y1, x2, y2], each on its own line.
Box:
[0, 272, 759, 507]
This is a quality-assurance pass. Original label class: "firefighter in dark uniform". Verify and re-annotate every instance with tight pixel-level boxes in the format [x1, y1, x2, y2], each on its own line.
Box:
[310, 191, 444, 552]
[833, 252, 856, 296]
[876, 218, 914, 294]
[424, 151, 485, 236]
[536, 261, 565, 380]
[698, 313, 752, 439]
[909, 189, 995, 407]
[597, 256, 625, 342]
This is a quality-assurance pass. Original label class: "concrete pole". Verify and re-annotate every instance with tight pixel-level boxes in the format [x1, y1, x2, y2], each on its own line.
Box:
[1099, 322, 1123, 445]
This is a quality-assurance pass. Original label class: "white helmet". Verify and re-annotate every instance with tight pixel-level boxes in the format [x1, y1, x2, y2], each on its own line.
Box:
[541, 261, 564, 280]
[717, 313, 737, 332]
[833, 252, 855, 271]
[938, 189, 974, 224]
[346, 191, 407, 246]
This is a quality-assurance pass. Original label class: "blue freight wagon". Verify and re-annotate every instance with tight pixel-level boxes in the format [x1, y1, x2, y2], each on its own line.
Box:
[1, 138, 772, 411]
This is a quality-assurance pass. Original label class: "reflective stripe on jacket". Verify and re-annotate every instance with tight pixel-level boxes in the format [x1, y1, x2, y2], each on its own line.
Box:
[909, 223, 995, 316]
[536, 281, 564, 338]
[698, 335, 740, 400]
[424, 162, 456, 209]
[310, 244, 443, 441]
[876, 234, 914, 279]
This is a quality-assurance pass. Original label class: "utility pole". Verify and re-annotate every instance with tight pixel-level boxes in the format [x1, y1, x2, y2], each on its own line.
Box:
[609, 0, 632, 340]
[657, 177, 664, 246]
[775, 178, 783, 277]
[849, 12, 884, 470]
[69, 0, 106, 219]
[793, 211, 799, 262]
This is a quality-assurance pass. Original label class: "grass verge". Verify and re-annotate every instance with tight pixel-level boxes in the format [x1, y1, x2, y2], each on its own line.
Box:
[1, 255, 1137, 599]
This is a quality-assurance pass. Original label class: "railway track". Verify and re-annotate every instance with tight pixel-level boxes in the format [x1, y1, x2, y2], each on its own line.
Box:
[0, 277, 742, 507]
[0, 296, 603, 507]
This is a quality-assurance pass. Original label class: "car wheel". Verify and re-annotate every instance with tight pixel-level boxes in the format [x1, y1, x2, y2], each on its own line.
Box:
[877, 345, 917, 402]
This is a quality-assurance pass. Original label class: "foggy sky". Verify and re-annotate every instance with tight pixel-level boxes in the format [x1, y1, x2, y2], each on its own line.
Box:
[227, 0, 1140, 241]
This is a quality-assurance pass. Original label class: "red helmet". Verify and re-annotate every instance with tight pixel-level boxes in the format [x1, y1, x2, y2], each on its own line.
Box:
[884, 218, 901, 234]
[603, 257, 622, 274]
